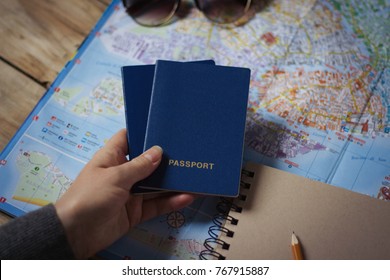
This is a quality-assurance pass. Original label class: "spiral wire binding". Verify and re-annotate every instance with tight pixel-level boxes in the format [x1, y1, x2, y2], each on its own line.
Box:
[199, 168, 254, 260]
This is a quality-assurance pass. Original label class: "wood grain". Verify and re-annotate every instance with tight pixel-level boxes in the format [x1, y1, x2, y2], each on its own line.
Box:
[0, 0, 107, 86]
[0, 60, 45, 151]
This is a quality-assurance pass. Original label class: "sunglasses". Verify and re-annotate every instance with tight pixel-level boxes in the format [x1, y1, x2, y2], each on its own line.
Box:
[122, 0, 252, 27]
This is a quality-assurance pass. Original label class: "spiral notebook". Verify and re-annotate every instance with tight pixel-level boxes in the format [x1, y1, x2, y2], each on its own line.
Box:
[200, 162, 390, 260]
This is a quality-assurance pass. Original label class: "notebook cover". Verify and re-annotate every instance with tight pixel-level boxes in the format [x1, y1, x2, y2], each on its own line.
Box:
[216, 163, 390, 259]
[121, 60, 215, 194]
[139, 60, 251, 196]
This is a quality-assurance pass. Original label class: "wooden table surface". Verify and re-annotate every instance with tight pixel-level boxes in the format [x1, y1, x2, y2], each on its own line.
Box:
[0, 0, 112, 223]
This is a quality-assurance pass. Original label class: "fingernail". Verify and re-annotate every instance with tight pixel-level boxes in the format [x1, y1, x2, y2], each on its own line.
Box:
[143, 146, 163, 164]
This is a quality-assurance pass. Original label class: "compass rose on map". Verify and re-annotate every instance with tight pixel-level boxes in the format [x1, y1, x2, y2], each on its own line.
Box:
[166, 211, 185, 229]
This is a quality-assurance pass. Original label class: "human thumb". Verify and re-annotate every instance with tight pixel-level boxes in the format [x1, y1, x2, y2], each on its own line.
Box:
[117, 146, 163, 189]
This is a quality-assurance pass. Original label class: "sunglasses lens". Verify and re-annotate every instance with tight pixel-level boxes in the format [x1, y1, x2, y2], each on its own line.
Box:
[196, 0, 250, 23]
[123, 0, 179, 26]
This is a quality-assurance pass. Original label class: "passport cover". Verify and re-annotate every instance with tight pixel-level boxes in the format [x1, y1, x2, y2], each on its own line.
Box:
[122, 65, 155, 160]
[122, 60, 215, 159]
[121, 60, 215, 193]
[139, 60, 251, 196]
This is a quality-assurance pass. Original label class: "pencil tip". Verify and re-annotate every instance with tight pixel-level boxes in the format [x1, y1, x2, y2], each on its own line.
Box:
[291, 232, 299, 245]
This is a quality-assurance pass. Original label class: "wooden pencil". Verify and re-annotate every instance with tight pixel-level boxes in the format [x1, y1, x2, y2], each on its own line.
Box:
[291, 232, 304, 260]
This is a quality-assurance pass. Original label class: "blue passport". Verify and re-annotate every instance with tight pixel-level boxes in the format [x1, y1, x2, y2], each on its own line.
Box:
[138, 60, 251, 197]
[122, 65, 155, 160]
[122, 60, 215, 160]
[121, 60, 215, 193]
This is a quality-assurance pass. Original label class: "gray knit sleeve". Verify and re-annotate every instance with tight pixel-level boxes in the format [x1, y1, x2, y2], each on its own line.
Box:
[0, 204, 75, 259]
